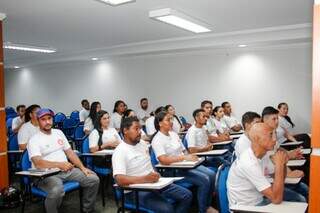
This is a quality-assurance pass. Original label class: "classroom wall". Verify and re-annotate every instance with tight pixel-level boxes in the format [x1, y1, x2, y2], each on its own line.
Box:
[4, 44, 312, 133]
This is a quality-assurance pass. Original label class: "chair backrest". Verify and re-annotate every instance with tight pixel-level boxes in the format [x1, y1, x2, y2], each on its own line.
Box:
[179, 116, 187, 125]
[6, 117, 13, 128]
[63, 118, 79, 128]
[182, 136, 188, 149]
[215, 164, 231, 213]
[149, 147, 159, 167]
[82, 138, 93, 169]
[54, 112, 66, 123]
[5, 107, 16, 115]
[21, 151, 32, 185]
[74, 125, 85, 140]
[8, 134, 19, 151]
[70, 110, 80, 121]
[231, 151, 237, 163]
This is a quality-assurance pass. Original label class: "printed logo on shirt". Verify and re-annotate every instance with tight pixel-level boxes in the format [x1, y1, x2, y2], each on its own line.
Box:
[57, 139, 64, 146]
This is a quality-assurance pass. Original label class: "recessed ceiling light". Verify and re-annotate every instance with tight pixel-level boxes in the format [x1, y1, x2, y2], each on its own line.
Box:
[91, 58, 99, 61]
[238, 44, 247, 48]
[97, 0, 135, 6]
[14, 66, 20, 69]
[3, 43, 56, 53]
[149, 8, 211, 34]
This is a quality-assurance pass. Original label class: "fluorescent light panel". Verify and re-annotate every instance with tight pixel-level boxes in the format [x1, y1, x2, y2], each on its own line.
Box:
[149, 8, 211, 33]
[238, 44, 247, 48]
[91, 57, 99, 61]
[3, 43, 56, 53]
[98, 0, 135, 6]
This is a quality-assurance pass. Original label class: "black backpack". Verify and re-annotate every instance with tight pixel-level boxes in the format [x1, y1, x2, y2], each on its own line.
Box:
[0, 186, 23, 209]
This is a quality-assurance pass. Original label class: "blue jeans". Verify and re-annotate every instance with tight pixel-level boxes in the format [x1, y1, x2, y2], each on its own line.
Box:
[177, 165, 216, 213]
[125, 183, 192, 213]
[286, 182, 308, 201]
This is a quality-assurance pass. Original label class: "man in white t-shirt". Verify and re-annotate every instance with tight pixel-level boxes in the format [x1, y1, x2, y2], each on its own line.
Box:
[136, 98, 151, 126]
[79, 99, 90, 122]
[12, 104, 26, 133]
[221, 102, 242, 132]
[27, 108, 99, 213]
[112, 116, 192, 213]
[18, 104, 41, 150]
[227, 123, 288, 206]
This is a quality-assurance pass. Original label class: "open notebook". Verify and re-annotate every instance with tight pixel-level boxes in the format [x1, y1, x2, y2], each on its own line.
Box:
[126, 177, 183, 190]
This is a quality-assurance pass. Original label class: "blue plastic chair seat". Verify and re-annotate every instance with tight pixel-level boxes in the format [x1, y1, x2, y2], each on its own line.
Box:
[31, 181, 80, 198]
[93, 167, 112, 176]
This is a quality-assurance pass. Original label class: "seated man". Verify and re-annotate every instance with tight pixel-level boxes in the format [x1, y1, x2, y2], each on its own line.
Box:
[27, 108, 100, 213]
[221, 101, 242, 132]
[112, 116, 192, 213]
[227, 123, 306, 206]
[201, 100, 230, 143]
[12, 104, 26, 134]
[79, 99, 90, 123]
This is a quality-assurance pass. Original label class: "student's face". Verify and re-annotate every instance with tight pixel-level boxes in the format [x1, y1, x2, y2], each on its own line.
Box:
[203, 103, 213, 117]
[279, 105, 288, 116]
[215, 107, 225, 119]
[263, 114, 279, 130]
[117, 103, 126, 114]
[124, 121, 141, 145]
[96, 104, 101, 112]
[141, 100, 148, 110]
[223, 103, 232, 115]
[30, 107, 40, 120]
[100, 113, 110, 128]
[160, 114, 173, 132]
[83, 101, 90, 110]
[259, 128, 277, 151]
[38, 115, 53, 132]
[245, 117, 261, 131]
[167, 106, 176, 116]
[128, 111, 136, 117]
[18, 107, 26, 117]
[196, 112, 208, 125]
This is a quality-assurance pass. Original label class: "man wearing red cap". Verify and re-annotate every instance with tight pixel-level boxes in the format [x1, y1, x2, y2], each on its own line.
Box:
[27, 108, 100, 213]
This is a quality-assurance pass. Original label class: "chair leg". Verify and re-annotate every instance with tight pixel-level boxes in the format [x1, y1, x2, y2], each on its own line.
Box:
[79, 188, 83, 213]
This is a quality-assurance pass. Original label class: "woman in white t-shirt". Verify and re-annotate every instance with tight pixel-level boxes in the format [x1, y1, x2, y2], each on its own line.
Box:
[122, 109, 150, 141]
[165, 105, 185, 133]
[277, 103, 310, 147]
[111, 100, 126, 131]
[151, 111, 217, 213]
[84, 101, 101, 135]
[212, 106, 230, 134]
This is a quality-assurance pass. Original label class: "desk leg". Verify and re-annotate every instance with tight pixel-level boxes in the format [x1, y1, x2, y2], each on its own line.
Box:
[135, 190, 139, 213]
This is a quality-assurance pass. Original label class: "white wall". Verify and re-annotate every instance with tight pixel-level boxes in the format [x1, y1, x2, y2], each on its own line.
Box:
[4, 44, 312, 133]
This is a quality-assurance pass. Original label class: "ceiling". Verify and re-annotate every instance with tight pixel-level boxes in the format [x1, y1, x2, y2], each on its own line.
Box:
[0, 0, 313, 68]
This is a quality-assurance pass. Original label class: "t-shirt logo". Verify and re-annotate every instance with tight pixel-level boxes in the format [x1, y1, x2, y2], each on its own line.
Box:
[57, 139, 64, 146]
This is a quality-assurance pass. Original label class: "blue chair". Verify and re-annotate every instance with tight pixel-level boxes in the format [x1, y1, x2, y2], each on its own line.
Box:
[8, 134, 21, 180]
[179, 116, 188, 125]
[72, 125, 86, 152]
[54, 112, 66, 129]
[6, 117, 14, 136]
[70, 110, 80, 122]
[62, 118, 79, 140]
[19, 151, 82, 213]
[82, 138, 112, 207]
[214, 164, 231, 213]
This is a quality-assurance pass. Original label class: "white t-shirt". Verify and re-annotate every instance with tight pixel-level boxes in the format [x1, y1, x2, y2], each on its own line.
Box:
[227, 148, 271, 206]
[12, 116, 24, 131]
[145, 116, 156, 135]
[276, 126, 287, 144]
[151, 131, 185, 158]
[27, 129, 71, 168]
[172, 116, 183, 133]
[112, 140, 154, 178]
[205, 116, 218, 136]
[137, 108, 151, 126]
[212, 117, 229, 134]
[89, 128, 121, 148]
[186, 125, 208, 148]
[279, 116, 294, 134]
[111, 112, 122, 130]
[79, 109, 90, 122]
[223, 115, 241, 129]
[84, 117, 94, 132]
[18, 121, 40, 145]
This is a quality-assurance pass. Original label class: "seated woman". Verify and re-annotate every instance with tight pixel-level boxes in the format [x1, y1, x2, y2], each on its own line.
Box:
[89, 110, 121, 167]
[212, 106, 230, 134]
[165, 105, 185, 133]
[111, 100, 126, 132]
[84, 101, 101, 135]
[151, 111, 217, 213]
[278, 103, 310, 147]
[122, 109, 150, 141]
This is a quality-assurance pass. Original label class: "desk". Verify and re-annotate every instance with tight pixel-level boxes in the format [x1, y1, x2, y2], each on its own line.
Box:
[287, 160, 306, 167]
[230, 201, 308, 213]
[267, 177, 301, 184]
[16, 168, 61, 178]
[155, 158, 205, 169]
[230, 134, 242, 140]
[7, 150, 24, 154]
[230, 130, 244, 135]
[280, 141, 303, 147]
[213, 140, 233, 146]
[301, 148, 311, 155]
[81, 149, 114, 157]
[195, 149, 228, 156]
